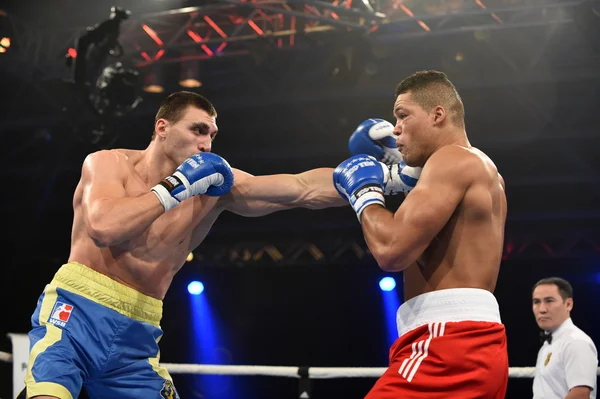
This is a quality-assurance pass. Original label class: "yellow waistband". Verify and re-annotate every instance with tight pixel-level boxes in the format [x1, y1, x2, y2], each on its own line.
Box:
[50, 262, 163, 327]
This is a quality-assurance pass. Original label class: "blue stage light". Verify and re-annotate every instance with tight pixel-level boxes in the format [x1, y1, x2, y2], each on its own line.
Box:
[379, 277, 396, 292]
[188, 281, 204, 295]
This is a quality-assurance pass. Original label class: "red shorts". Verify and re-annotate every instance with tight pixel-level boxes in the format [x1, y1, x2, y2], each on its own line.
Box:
[365, 289, 508, 399]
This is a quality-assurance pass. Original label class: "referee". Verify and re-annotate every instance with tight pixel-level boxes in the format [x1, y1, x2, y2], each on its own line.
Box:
[532, 277, 598, 399]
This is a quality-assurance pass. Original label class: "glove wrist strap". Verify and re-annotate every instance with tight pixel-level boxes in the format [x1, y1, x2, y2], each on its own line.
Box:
[351, 184, 385, 222]
[151, 179, 181, 212]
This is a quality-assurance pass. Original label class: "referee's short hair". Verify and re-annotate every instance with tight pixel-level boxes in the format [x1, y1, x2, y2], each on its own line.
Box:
[532, 277, 573, 301]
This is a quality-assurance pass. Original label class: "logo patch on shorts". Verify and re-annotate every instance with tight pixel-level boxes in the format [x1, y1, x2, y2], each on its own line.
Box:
[48, 301, 74, 328]
[544, 352, 552, 366]
[160, 380, 179, 399]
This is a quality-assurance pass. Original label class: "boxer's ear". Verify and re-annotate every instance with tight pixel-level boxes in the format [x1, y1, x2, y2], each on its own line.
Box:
[155, 118, 169, 139]
[431, 106, 446, 126]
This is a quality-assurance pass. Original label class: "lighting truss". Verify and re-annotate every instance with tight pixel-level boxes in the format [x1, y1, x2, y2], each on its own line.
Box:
[0, 0, 591, 82]
[189, 230, 600, 267]
[118, 0, 585, 66]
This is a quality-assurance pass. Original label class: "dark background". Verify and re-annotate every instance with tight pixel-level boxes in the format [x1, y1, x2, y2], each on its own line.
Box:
[1, 0, 600, 398]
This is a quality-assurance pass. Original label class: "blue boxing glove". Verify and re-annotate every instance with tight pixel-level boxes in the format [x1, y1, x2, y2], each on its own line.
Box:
[383, 161, 422, 195]
[348, 119, 402, 165]
[349, 118, 423, 194]
[152, 152, 234, 212]
[333, 154, 387, 221]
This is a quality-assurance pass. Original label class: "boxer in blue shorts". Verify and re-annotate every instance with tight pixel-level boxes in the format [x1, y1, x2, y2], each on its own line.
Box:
[23, 91, 353, 399]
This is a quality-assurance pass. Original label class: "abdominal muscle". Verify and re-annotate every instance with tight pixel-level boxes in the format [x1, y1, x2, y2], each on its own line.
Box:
[68, 192, 218, 300]
[402, 211, 503, 302]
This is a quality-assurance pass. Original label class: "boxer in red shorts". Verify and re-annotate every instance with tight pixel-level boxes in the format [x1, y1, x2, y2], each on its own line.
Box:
[334, 70, 508, 398]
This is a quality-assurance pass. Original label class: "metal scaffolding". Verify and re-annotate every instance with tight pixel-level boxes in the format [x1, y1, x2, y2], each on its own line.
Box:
[0, 0, 593, 78]
[119, 0, 585, 66]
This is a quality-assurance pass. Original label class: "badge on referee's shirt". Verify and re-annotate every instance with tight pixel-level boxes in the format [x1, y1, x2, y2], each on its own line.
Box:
[544, 352, 552, 366]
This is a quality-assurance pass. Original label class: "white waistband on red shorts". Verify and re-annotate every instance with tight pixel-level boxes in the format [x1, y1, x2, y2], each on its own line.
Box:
[396, 288, 502, 337]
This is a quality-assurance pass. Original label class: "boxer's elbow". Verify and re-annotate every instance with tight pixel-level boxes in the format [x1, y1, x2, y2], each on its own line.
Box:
[376, 253, 410, 272]
[374, 218, 435, 271]
[86, 223, 115, 247]
[370, 244, 411, 272]
[86, 214, 121, 247]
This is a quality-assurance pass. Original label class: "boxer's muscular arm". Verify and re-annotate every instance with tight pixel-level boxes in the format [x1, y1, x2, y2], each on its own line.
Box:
[218, 168, 347, 217]
[361, 147, 475, 271]
[81, 151, 164, 247]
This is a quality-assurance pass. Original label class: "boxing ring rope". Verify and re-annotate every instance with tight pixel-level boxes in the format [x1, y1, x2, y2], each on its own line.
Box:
[156, 363, 540, 379]
[3, 344, 600, 399]
[4, 345, 600, 399]
[0, 351, 12, 363]
[0, 349, 539, 377]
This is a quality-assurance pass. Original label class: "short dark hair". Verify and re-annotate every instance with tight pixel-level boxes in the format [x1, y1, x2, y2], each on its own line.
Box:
[395, 70, 465, 128]
[155, 91, 216, 124]
[532, 277, 573, 300]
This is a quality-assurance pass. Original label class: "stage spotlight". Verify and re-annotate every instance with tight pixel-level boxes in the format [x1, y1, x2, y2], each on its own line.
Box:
[179, 59, 202, 88]
[143, 66, 164, 93]
[179, 78, 202, 88]
[188, 281, 204, 295]
[379, 277, 396, 292]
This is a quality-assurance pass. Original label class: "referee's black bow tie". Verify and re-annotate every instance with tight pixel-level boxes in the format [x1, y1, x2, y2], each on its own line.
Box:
[540, 331, 552, 344]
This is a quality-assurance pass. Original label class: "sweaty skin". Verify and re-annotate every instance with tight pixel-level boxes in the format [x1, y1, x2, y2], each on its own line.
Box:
[68, 106, 346, 300]
[361, 93, 507, 301]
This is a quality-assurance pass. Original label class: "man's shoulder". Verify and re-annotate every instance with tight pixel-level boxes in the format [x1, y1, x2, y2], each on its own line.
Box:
[555, 325, 598, 362]
[564, 324, 596, 348]
[428, 145, 488, 167]
[85, 148, 138, 166]
[425, 145, 493, 184]
[82, 149, 139, 180]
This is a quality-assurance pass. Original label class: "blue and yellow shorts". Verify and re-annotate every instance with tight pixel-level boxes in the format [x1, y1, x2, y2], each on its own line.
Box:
[25, 262, 179, 399]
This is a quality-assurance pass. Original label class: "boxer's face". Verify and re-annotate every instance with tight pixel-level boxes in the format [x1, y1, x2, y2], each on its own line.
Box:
[532, 284, 573, 331]
[392, 92, 433, 167]
[157, 106, 218, 164]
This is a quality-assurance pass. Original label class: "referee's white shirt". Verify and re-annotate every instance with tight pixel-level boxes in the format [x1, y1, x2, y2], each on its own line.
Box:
[533, 318, 598, 399]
